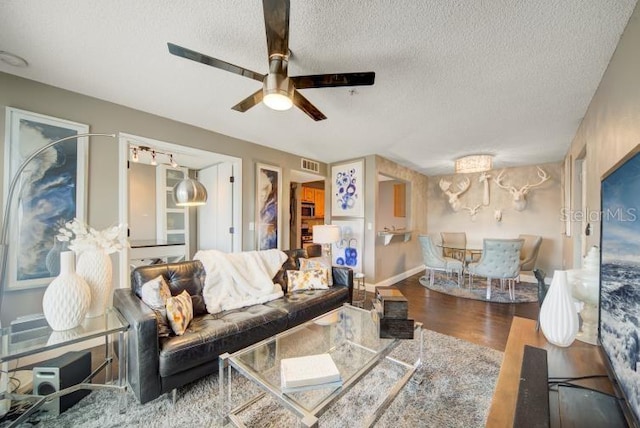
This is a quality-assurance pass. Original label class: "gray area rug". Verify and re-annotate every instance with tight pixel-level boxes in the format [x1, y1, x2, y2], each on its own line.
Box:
[419, 272, 538, 303]
[23, 330, 503, 427]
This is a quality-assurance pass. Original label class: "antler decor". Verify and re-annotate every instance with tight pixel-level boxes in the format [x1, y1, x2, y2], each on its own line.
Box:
[439, 177, 471, 212]
[461, 204, 481, 220]
[494, 166, 550, 211]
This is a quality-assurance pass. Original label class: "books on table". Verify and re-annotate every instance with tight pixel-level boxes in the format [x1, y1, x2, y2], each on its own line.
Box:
[280, 353, 342, 392]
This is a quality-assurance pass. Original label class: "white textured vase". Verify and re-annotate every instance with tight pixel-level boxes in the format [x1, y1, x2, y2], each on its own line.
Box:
[42, 251, 91, 331]
[539, 270, 579, 347]
[77, 249, 113, 318]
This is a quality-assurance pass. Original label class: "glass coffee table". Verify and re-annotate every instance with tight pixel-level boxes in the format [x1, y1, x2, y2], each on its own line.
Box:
[219, 303, 423, 427]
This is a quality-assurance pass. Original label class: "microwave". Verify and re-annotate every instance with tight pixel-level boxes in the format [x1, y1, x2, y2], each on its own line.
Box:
[301, 202, 315, 218]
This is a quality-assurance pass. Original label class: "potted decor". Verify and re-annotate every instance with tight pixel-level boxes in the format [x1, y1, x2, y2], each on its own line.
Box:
[57, 219, 127, 318]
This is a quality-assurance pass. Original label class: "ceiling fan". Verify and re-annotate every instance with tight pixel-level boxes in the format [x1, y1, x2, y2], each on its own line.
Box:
[167, 0, 375, 121]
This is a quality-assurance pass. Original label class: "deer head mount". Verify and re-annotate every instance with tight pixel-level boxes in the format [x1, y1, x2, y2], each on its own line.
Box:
[494, 167, 550, 211]
[439, 177, 471, 212]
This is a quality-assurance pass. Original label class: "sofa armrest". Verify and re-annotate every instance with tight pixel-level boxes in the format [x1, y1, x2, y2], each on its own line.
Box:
[332, 266, 354, 304]
[113, 288, 162, 404]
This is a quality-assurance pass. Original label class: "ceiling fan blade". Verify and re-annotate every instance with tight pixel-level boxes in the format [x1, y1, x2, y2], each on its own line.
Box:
[262, 0, 290, 58]
[231, 89, 264, 112]
[291, 72, 376, 89]
[168, 42, 265, 82]
[293, 90, 327, 121]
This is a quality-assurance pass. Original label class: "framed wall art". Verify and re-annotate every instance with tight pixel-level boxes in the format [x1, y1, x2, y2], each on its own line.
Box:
[3, 107, 89, 290]
[331, 159, 364, 217]
[331, 219, 364, 274]
[256, 163, 282, 250]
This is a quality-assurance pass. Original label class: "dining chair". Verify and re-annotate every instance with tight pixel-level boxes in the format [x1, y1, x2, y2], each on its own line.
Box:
[440, 232, 469, 262]
[419, 235, 464, 287]
[467, 238, 524, 300]
[518, 234, 543, 278]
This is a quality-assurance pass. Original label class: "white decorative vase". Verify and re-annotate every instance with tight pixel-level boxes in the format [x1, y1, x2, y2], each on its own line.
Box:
[42, 251, 91, 331]
[77, 249, 113, 318]
[539, 270, 579, 347]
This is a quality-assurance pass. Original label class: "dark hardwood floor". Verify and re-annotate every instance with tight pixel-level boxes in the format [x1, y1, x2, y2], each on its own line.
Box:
[372, 272, 540, 352]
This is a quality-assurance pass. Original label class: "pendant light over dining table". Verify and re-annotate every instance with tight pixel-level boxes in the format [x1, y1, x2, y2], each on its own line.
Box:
[173, 177, 208, 207]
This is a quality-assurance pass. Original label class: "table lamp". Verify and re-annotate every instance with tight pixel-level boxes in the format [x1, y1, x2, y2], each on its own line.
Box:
[312, 225, 341, 262]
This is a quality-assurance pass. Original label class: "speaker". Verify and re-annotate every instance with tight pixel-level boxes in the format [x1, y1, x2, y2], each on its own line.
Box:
[32, 351, 92, 416]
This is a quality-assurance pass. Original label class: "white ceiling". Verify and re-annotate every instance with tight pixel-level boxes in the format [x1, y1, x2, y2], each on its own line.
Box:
[0, 0, 636, 176]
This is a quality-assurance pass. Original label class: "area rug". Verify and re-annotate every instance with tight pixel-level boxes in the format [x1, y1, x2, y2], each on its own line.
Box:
[419, 272, 538, 303]
[23, 330, 503, 428]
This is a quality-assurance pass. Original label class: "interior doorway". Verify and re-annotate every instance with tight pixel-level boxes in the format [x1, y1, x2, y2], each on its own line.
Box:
[290, 170, 326, 250]
[117, 133, 242, 286]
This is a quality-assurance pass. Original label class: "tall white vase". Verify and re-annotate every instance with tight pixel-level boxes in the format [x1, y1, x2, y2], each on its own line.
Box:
[42, 251, 91, 331]
[539, 270, 579, 347]
[77, 249, 113, 318]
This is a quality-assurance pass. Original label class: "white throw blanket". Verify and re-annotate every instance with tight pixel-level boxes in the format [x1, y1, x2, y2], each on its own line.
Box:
[194, 249, 287, 314]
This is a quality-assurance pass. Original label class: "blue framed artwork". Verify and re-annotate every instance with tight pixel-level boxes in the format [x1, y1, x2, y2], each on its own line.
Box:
[331, 159, 364, 217]
[3, 108, 89, 290]
[256, 163, 281, 250]
[331, 219, 364, 274]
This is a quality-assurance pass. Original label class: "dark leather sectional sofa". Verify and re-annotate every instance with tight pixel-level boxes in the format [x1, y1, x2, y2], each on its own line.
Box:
[113, 246, 354, 404]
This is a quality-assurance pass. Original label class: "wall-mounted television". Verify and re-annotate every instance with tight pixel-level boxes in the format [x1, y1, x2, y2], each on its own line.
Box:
[600, 146, 640, 428]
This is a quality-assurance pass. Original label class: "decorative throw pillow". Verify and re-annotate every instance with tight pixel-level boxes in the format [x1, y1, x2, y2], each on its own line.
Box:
[166, 290, 193, 336]
[140, 275, 173, 337]
[300, 257, 333, 286]
[287, 268, 329, 292]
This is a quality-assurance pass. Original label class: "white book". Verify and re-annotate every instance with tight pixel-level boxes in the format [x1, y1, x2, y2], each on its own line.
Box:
[280, 353, 342, 390]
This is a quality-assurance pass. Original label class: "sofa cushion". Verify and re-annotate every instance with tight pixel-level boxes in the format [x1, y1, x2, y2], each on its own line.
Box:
[287, 268, 329, 291]
[132, 261, 208, 316]
[271, 246, 322, 293]
[139, 275, 173, 338]
[166, 290, 193, 336]
[158, 305, 288, 378]
[265, 286, 349, 328]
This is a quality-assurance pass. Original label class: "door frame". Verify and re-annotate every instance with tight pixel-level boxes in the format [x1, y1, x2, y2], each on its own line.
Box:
[117, 133, 242, 288]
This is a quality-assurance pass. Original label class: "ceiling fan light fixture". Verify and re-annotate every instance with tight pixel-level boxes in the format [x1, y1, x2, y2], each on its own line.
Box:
[263, 73, 293, 111]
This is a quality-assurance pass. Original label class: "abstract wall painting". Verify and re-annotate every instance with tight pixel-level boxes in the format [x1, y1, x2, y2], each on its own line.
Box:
[4, 108, 89, 290]
[256, 163, 282, 250]
[331, 160, 364, 217]
[331, 219, 364, 274]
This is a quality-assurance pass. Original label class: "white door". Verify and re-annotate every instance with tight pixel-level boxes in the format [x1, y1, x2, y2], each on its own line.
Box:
[198, 162, 238, 252]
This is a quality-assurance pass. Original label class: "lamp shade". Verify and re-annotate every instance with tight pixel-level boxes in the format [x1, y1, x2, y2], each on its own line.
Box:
[173, 178, 208, 207]
[313, 225, 341, 244]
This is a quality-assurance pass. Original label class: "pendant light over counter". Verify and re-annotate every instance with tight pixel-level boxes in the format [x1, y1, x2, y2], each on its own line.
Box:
[173, 177, 208, 207]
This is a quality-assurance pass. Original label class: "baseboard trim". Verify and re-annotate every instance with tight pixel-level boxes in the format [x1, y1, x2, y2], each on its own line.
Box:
[364, 266, 425, 292]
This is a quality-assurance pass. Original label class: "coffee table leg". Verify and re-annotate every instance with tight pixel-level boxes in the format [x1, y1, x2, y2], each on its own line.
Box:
[301, 414, 319, 427]
[219, 353, 230, 424]
[118, 330, 127, 413]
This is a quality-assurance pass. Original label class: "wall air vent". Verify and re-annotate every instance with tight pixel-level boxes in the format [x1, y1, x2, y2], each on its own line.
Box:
[301, 158, 320, 173]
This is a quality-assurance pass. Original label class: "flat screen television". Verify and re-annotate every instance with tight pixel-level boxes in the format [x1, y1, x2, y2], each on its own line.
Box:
[600, 147, 640, 428]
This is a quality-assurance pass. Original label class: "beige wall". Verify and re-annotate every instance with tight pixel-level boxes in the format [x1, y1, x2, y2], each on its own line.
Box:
[378, 180, 407, 230]
[371, 156, 429, 284]
[428, 163, 563, 275]
[563, 6, 640, 268]
[0, 72, 326, 323]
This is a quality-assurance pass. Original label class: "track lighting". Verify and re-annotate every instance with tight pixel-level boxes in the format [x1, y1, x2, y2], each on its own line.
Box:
[150, 151, 157, 166]
[129, 145, 179, 168]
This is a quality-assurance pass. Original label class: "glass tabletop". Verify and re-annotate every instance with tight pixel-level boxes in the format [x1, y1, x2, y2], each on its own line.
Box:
[0, 308, 129, 362]
[228, 304, 407, 413]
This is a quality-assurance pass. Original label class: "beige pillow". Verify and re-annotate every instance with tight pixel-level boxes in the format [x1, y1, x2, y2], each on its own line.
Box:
[300, 257, 333, 286]
[166, 290, 193, 336]
[287, 268, 329, 292]
[140, 275, 173, 337]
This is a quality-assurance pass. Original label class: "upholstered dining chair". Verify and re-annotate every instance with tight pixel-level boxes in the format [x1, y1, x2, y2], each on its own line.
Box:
[467, 238, 524, 300]
[440, 232, 469, 262]
[419, 235, 464, 287]
[518, 234, 543, 277]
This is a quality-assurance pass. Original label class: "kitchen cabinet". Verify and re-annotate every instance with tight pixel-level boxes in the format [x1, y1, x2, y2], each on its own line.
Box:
[302, 186, 325, 217]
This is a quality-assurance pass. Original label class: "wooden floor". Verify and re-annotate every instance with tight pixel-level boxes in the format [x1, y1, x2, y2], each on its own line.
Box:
[375, 272, 540, 352]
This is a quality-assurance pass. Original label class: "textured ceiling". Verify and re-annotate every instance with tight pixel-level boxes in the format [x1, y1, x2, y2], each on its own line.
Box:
[0, 0, 636, 175]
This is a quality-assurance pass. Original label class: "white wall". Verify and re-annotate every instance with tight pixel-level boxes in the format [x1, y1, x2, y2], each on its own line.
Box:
[428, 163, 563, 275]
[128, 163, 157, 240]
